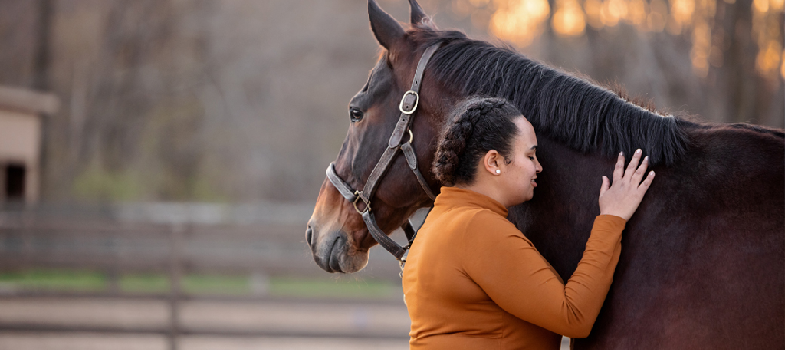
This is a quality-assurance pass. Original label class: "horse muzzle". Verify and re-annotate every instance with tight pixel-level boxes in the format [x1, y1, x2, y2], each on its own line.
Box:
[305, 222, 369, 273]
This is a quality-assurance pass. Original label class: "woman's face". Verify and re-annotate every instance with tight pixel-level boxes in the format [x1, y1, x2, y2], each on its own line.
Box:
[502, 117, 543, 205]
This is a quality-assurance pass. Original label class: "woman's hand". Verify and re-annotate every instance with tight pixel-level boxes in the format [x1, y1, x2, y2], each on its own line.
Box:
[599, 149, 655, 221]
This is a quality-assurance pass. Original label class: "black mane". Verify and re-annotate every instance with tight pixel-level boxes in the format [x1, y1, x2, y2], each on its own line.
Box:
[409, 30, 688, 165]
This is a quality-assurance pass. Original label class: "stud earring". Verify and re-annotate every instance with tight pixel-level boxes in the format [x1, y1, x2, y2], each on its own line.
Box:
[495, 170, 501, 174]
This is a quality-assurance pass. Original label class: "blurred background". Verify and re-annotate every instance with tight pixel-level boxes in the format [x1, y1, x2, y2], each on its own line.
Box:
[0, 0, 781, 349]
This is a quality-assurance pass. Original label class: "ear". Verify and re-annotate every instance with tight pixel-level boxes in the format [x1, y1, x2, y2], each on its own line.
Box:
[483, 150, 502, 175]
[369, 0, 405, 50]
[409, 0, 437, 29]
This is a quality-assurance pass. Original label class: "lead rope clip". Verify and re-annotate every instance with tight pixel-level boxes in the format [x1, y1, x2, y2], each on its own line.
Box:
[398, 247, 410, 278]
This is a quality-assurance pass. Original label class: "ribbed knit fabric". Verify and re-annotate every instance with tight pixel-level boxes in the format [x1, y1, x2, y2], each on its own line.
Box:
[403, 186, 626, 349]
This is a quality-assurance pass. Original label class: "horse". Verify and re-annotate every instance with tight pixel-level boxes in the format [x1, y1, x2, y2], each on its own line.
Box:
[306, 0, 785, 348]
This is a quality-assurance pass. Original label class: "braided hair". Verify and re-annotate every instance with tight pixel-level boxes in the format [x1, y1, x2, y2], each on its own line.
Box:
[433, 97, 523, 186]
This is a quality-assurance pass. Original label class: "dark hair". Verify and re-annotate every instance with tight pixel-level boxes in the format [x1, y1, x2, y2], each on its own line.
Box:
[433, 97, 522, 186]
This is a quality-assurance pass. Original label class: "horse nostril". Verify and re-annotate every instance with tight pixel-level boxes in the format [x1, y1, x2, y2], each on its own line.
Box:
[306, 225, 314, 247]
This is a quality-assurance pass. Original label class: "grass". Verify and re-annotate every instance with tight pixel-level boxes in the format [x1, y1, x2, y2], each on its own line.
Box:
[120, 273, 171, 293]
[0, 269, 399, 299]
[0, 270, 106, 292]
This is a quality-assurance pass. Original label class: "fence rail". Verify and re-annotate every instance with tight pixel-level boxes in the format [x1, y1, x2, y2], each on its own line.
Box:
[0, 203, 411, 350]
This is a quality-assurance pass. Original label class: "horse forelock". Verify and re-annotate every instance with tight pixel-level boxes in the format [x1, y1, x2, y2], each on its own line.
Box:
[405, 29, 689, 166]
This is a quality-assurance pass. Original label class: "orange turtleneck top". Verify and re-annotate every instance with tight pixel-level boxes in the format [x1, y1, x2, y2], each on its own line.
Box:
[402, 186, 626, 350]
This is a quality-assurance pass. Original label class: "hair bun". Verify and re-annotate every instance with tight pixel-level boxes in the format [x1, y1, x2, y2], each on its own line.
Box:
[432, 97, 521, 186]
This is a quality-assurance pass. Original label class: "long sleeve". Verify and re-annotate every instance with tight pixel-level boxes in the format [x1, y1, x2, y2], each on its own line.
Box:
[460, 213, 626, 338]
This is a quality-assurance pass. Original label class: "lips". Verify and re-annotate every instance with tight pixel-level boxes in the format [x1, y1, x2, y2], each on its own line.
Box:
[326, 236, 345, 272]
[531, 178, 537, 187]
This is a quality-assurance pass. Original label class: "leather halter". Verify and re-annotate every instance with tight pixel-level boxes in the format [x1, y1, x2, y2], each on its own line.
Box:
[325, 42, 441, 266]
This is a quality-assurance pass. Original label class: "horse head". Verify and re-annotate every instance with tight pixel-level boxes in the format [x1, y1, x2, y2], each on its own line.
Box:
[306, 0, 451, 273]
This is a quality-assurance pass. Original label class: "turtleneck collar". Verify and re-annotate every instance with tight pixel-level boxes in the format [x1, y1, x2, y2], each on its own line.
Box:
[434, 186, 509, 218]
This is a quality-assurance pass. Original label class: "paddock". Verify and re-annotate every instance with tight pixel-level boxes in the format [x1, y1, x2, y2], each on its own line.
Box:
[0, 295, 412, 350]
[0, 202, 421, 349]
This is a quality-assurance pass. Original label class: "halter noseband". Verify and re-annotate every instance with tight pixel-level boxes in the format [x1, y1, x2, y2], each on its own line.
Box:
[325, 42, 442, 267]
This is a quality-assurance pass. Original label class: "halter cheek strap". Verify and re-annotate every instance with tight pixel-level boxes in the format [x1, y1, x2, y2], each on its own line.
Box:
[325, 42, 442, 263]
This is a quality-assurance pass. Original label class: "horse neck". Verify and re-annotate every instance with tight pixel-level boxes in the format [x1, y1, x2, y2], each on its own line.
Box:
[507, 135, 610, 280]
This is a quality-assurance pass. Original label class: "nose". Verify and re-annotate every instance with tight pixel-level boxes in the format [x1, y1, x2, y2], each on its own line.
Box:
[306, 224, 314, 247]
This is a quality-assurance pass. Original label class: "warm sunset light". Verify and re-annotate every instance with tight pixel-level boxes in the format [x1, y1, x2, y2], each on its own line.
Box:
[553, 0, 587, 36]
[781, 49, 785, 78]
[669, 0, 695, 33]
[601, 0, 626, 27]
[752, 0, 784, 80]
[462, 0, 783, 79]
[691, 19, 711, 77]
[490, 0, 552, 46]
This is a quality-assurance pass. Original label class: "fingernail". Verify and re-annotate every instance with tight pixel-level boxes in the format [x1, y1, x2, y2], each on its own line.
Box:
[650, 171, 655, 176]
[644, 156, 649, 162]
[619, 152, 623, 157]
[636, 149, 642, 154]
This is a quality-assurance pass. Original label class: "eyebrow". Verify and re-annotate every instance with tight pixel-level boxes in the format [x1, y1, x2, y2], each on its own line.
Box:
[530, 145, 538, 150]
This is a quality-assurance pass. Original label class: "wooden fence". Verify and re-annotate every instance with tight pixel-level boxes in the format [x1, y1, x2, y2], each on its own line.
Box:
[0, 203, 409, 349]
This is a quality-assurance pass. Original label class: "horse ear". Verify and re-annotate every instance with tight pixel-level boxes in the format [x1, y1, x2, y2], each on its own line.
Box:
[409, 0, 437, 29]
[368, 0, 405, 50]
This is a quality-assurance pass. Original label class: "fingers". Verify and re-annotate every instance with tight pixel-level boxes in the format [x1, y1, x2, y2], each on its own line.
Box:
[613, 152, 624, 183]
[623, 149, 643, 181]
[631, 156, 649, 184]
[638, 170, 655, 191]
[600, 175, 610, 196]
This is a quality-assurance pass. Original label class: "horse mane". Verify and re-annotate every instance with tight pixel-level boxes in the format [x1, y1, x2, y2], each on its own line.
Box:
[720, 123, 784, 138]
[408, 29, 689, 165]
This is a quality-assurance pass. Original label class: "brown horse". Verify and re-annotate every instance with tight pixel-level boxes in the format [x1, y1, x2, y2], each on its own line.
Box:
[306, 0, 785, 348]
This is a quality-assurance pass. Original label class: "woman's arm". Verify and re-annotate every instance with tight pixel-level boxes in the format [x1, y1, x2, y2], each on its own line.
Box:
[461, 150, 653, 338]
[460, 213, 624, 338]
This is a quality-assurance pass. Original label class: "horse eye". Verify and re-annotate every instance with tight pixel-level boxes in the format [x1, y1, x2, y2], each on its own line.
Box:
[349, 108, 364, 122]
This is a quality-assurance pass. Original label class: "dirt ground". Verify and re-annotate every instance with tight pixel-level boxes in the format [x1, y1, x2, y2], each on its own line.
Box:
[0, 334, 570, 350]
[0, 334, 408, 350]
[0, 298, 569, 349]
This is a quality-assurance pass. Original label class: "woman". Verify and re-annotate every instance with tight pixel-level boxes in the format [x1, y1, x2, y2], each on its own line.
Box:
[402, 97, 655, 349]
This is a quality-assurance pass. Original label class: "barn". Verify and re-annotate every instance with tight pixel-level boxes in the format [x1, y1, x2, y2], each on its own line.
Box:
[0, 85, 58, 203]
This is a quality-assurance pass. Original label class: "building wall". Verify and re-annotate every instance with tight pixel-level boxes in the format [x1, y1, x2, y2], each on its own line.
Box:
[0, 110, 40, 202]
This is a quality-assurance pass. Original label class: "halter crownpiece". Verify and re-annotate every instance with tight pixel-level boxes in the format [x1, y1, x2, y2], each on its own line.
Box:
[325, 42, 442, 262]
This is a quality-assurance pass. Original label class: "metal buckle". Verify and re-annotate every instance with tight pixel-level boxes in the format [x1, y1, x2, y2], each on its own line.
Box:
[398, 257, 406, 277]
[406, 129, 414, 144]
[397, 243, 412, 277]
[352, 191, 371, 213]
[398, 90, 419, 115]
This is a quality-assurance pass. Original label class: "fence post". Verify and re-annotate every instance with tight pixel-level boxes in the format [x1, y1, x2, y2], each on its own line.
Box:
[168, 223, 184, 350]
[21, 210, 33, 268]
[107, 226, 119, 294]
